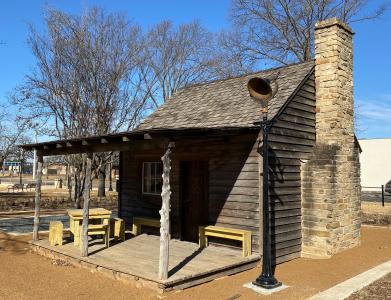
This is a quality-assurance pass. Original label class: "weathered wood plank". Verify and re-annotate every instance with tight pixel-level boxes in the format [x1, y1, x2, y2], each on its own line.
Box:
[210, 178, 259, 188]
[299, 83, 315, 94]
[269, 134, 315, 146]
[209, 186, 259, 196]
[284, 107, 316, 121]
[288, 101, 316, 113]
[269, 187, 301, 196]
[209, 171, 259, 181]
[269, 180, 301, 188]
[209, 193, 259, 203]
[270, 126, 315, 140]
[296, 89, 315, 99]
[275, 252, 301, 264]
[278, 114, 315, 127]
[210, 208, 300, 220]
[269, 141, 314, 153]
[81, 154, 92, 257]
[273, 119, 315, 134]
[292, 95, 316, 107]
[33, 155, 43, 241]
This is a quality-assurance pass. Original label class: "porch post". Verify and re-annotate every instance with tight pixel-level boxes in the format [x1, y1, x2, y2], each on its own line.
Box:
[33, 154, 43, 241]
[81, 153, 93, 257]
[158, 142, 174, 280]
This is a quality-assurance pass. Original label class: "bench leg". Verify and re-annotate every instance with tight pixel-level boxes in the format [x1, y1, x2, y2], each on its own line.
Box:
[132, 223, 140, 236]
[120, 222, 125, 241]
[242, 233, 252, 257]
[105, 229, 109, 248]
[74, 222, 80, 247]
[199, 227, 207, 248]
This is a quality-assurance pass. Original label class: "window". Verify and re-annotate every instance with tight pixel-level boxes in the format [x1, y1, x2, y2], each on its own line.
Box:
[142, 162, 163, 195]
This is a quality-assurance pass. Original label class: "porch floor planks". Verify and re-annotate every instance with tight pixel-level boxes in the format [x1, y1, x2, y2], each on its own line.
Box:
[33, 234, 259, 289]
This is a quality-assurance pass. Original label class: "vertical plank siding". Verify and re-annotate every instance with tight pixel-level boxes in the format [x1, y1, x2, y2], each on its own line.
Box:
[119, 74, 316, 265]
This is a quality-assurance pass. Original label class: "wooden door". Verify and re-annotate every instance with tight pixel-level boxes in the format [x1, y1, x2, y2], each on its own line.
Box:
[180, 161, 208, 242]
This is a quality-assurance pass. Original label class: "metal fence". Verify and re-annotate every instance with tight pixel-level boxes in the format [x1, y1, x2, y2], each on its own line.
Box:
[362, 186, 391, 207]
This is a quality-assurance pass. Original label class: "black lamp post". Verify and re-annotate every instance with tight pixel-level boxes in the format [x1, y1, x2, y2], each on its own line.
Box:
[19, 150, 24, 186]
[247, 77, 282, 289]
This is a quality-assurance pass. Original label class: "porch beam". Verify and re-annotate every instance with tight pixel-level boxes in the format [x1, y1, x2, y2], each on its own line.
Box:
[81, 153, 93, 257]
[158, 142, 175, 280]
[32, 154, 43, 241]
[33, 140, 166, 157]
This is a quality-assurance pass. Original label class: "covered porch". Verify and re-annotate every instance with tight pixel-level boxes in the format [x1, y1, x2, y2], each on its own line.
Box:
[21, 127, 261, 291]
[32, 233, 259, 291]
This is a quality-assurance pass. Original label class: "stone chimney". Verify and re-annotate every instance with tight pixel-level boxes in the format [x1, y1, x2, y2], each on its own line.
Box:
[301, 18, 361, 258]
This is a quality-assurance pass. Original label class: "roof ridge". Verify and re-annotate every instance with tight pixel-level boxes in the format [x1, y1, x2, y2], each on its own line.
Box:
[176, 60, 315, 93]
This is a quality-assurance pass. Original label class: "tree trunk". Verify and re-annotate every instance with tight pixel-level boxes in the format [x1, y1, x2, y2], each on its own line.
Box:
[81, 153, 92, 257]
[74, 170, 82, 209]
[108, 162, 113, 192]
[97, 166, 106, 197]
[33, 155, 43, 241]
[1, 158, 5, 176]
[67, 167, 72, 201]
[65, 163, 69, 189]
[158, 142, 174, 280]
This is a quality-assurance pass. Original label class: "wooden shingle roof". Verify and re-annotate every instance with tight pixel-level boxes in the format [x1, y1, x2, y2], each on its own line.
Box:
[138, 61, 315, 130]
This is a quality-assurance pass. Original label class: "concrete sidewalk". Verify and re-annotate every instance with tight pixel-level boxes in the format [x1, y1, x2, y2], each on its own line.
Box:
[0, 210, 118, 234]
[309, 260, 391, 300]
[0, 214, 69, 234]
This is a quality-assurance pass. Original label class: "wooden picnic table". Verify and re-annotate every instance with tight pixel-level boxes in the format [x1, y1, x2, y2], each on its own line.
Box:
[68, 208, 112, 246]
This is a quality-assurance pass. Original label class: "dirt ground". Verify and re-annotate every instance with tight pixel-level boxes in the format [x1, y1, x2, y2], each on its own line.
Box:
[1, 226, 391, 300]
[347, 272, 391, 300]
[362, 201, 391, 215]
[0, 233, 158, 300]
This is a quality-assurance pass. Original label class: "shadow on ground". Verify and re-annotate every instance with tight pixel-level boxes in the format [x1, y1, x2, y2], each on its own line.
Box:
[0, 232, 30, 255]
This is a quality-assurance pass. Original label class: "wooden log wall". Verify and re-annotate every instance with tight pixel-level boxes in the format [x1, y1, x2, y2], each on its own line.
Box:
[119, 73, 316, 264]
[120, 134, 261, 251]
[268, 73, 316, 263]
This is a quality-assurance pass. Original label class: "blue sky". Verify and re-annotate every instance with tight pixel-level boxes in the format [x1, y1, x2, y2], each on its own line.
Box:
[0, 0, 390, 139]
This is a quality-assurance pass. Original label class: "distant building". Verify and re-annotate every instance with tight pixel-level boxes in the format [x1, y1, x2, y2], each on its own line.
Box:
[359, 138, 391, 190]
[43, 163, 67, 176]
[3, 161, 33, 173]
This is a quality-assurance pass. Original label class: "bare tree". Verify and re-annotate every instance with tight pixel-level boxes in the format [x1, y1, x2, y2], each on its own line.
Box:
[0, 114, 31, 174]
[141, 20, 223, 107]
[223, 0, 389, 67]
[13, 7, 150, 206]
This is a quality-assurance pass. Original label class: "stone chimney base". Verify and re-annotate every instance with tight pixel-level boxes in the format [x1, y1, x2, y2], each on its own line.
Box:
[301, 143, 361, 259]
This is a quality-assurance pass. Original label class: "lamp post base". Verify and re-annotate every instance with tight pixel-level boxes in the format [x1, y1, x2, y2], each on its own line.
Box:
[253, 275, 282, 289]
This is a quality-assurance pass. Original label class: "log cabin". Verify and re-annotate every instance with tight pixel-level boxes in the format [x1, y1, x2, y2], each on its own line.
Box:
[22, 18, 361, 284]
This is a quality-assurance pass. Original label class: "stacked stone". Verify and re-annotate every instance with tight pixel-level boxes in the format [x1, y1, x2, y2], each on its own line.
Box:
[301, 18, 361, 258]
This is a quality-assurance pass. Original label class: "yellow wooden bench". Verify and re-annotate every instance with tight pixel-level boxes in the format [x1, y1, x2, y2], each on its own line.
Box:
[79, 224, 109, 248]
[49, 222, 72, 246]
[199, 225, 252, 257]
[49, 221, 64, 246]
[110, 217, 125, 241]
[132, 217, 160, 235]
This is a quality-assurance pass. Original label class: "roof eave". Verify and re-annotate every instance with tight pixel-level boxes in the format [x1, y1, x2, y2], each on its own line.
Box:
[20, 126, 260, 156]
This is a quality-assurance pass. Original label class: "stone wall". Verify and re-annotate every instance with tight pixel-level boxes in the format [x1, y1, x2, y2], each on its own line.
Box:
[0, 194, 117, 211]
[301, 18, 361, 258]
